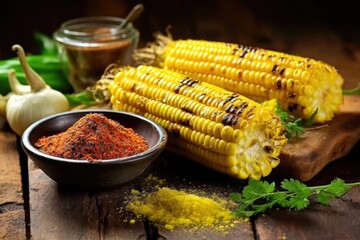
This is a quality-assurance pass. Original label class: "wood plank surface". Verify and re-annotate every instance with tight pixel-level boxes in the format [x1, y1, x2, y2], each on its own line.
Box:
[27, 145, 360, 240]
[257, 142, 360, 240]
[29, 165, 99, 239]
[29, 162, 146, 239]
[0, 130, 25, 240]
[255, 187, 360, 240]
[28, 155, 254, 240]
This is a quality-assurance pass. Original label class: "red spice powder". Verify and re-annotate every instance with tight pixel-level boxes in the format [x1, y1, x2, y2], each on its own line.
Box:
[35, 113, 149, 161]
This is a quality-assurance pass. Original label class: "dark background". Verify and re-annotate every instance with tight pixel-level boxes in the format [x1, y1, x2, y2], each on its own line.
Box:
[1, 0, 358, 56]
[1, 0, 359, 87]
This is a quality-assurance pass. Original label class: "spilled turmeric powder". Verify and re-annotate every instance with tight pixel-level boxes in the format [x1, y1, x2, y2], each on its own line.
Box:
[126, 187, 241, 232]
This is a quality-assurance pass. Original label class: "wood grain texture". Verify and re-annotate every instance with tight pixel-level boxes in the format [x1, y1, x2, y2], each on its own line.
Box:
[26, 98, 360, 239]
[28, 154, 255, 240]
[0, 131, 25, 240]
[29, 165, 99, 239]
[276, 95, 360, 181]
[27, 145, 360, 240]
[29, 162, 146, 240]
[255, 186, 360, 240]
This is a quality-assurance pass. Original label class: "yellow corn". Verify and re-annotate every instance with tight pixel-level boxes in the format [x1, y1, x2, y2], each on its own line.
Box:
[134, 33, 344, 123]
[109, 65, 287, 179]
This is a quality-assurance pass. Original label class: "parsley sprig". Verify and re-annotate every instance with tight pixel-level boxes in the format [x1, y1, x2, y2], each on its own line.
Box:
[275, 101, 316, 139]
[230, 178, 360, 218]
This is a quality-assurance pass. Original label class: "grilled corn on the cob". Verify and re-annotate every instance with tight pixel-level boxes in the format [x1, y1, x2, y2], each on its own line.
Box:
[109, 65, 287, 179]
[134, 33, 344, 123]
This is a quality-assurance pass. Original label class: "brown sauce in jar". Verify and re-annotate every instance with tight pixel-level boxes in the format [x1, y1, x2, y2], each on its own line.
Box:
[54, 17, 139, 91]
[63, 39, 133, 91]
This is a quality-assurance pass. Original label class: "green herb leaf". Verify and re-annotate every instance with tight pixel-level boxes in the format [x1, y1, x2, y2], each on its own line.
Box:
[230, 178, 360, 218]
[281, 178, 309, 195]
[230, 179, 279, 217]
[233, 208, 256, 218]
[288, 195, 310, 210]
[316, 191, 334, 205]
[229, 193, 242, 201]
[301, 108, 317, 127]
[322, 178, 351, 197]
[312, 179, 351, 205]
[343, 84, 360, 95]
[274, 101, 316, 139]
[242, 179, 275, 199]
[279, 179, 311, 210]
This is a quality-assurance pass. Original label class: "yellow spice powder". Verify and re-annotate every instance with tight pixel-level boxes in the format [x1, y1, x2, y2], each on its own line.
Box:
[126, 187, 237, 231]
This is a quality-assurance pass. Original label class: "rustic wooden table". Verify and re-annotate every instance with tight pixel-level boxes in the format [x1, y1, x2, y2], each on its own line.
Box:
[1, 7, 360, 239]
[0, 127, 359, 240]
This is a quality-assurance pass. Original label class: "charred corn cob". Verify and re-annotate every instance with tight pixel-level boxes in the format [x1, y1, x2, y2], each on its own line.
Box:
[109, 65, 287, 179]
[134, 33, 344, 123]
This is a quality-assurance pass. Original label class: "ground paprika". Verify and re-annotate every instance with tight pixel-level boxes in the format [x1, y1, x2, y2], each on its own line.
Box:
[35, 113, 149, 161]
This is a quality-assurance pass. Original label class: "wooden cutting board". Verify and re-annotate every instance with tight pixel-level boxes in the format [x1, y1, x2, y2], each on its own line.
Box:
[274, 95, 360, 181]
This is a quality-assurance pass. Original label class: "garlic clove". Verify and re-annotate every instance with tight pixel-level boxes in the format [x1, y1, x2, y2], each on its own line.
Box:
[12, 44, 47, 91]
[8, 69, 31, 95]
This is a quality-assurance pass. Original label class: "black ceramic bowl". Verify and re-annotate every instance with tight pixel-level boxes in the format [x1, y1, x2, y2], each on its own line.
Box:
[21, 109, 167, 189]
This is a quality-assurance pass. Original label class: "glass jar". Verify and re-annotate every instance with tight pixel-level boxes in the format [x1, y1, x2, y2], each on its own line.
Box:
[53, 16, 139, 92]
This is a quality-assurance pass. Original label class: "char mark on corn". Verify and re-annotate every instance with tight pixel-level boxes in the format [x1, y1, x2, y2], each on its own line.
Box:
[109, 65, 287, 180]
[133, 34, 344, 123]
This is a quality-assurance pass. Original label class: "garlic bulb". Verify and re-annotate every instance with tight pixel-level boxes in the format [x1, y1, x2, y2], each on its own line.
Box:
[6, 44, 69, 135]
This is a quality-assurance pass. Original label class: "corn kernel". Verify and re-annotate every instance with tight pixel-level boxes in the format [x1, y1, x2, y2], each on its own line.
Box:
[109, 65, 288, 180]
